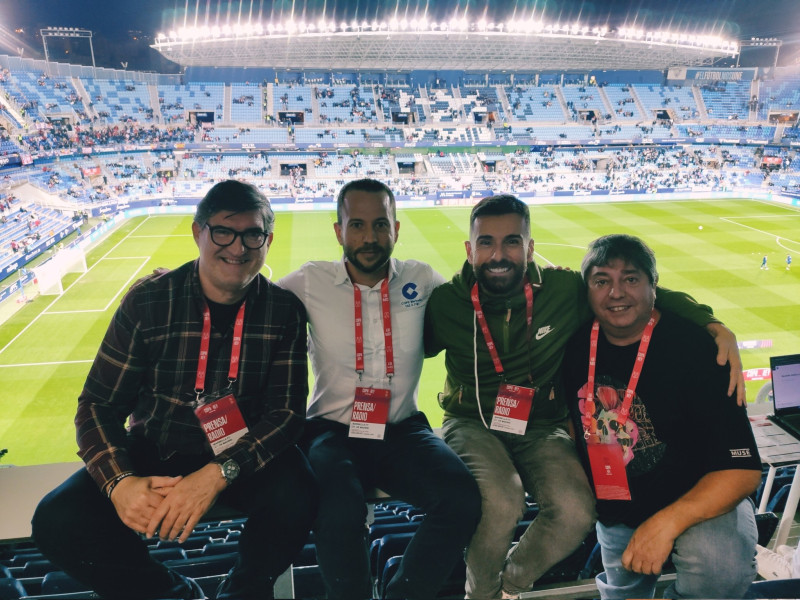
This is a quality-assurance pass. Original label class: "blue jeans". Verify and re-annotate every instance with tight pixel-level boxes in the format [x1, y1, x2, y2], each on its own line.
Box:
[303, 412, 481, 600]
[595, 498, 758, 599]
[443, 418, 596, 599]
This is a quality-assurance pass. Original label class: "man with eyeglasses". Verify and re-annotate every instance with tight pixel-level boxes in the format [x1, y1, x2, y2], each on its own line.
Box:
[32, 180, 318, 600]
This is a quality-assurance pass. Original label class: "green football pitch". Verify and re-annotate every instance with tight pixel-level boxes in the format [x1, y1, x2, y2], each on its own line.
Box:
[1, 198, 798, 466]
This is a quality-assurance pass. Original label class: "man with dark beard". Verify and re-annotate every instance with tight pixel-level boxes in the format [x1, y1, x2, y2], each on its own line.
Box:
[278, 178, 480, 600]
[424, 194, 746, 599]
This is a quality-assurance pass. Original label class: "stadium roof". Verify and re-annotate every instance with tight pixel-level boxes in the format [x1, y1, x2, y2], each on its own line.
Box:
[151, 24, 739, 72]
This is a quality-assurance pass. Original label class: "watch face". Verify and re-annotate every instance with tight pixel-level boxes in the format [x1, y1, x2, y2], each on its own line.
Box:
[223, 460, 239, 482]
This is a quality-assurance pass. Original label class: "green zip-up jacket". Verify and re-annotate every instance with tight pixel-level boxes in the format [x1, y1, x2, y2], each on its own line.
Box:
[424, 259, 718, 426]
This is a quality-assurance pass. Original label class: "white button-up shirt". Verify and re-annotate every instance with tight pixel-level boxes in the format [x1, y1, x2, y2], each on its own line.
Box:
[279, 258, 445, 425]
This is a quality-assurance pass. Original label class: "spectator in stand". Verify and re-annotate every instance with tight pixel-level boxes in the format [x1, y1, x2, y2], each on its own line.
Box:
[31, 180, 318, 600]
[279, 179, 480, 600]
[563, 234, 760, 598]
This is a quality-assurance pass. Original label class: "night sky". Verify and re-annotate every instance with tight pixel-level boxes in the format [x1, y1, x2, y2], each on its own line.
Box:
[0, 0, 797, 72]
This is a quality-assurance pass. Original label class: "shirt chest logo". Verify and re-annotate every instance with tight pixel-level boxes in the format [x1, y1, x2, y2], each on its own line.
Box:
[402, 283, 418, 299]
[535, 325, 554, 340]
[400, 282, 423, 308]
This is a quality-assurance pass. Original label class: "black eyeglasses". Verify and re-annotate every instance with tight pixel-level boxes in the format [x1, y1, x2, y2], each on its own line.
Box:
[204, 223, 269, 249]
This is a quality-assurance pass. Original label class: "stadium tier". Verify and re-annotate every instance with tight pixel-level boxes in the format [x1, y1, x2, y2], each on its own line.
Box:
[3, 57, 800, 280]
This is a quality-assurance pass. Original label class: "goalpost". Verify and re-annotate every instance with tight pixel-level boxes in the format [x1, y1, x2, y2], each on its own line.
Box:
[34, 247, 88, 296]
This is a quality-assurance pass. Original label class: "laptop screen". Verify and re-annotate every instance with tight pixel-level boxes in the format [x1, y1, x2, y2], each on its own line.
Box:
[771, 354, 800, 413]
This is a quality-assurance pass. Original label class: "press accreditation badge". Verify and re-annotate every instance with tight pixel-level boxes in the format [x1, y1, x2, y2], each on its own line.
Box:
[349, 387, 391, 440]
[490, 384, 534, 435]
[194, 394, 249, 455]
[587, 443, 631, 501]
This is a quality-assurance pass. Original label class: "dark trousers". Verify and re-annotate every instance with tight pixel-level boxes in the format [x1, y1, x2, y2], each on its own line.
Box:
[303, 412, 481, 600]
[31, 442, 318, 600]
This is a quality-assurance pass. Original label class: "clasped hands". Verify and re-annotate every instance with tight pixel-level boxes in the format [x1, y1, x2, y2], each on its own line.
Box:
[109, 463, 226, 543]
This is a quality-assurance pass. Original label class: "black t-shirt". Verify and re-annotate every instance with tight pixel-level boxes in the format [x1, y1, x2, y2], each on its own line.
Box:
[562, 311, 761, 528]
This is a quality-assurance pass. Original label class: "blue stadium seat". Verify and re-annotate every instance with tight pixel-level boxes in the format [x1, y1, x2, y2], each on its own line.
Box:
[6, 552, 45, 567]
[224, 530, 241, 542]
[20, 560, 59, 578]
[163, 552, 238, 578]
[159, 535, 213, 551]
[371, 515, 409, 526]
[756, 469, 796, 507]
[40, 571, 89, 595]
[379, 555, 403, 599]
[378, 554, 467, 599]
[195, 574, 228, 599]
[578, 542, 603, 580]
[397, 507, 426, 519]
[373, 532, 415, 586]
[513, 520, 533, 542]
[148, 547, 188, 562]
[0, 578, 26, 600]
[756, 512, 780, 547]
[369, 520, 420, 542]
[202, 541, 239, 556]
[767, 484, 793, 513]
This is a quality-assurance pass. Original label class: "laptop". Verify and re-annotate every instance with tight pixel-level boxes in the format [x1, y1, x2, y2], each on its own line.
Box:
[767, 354, 800, 439]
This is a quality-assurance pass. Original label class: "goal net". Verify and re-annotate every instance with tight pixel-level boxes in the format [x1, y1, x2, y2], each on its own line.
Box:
[35, 247, 88, 296]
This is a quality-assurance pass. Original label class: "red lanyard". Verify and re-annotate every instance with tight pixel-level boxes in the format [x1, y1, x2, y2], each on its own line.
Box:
[470, 278, 533, 377]
[353, 278, 394, 380]
[584, 310, 657, 429]
[195, 301, 246, 395]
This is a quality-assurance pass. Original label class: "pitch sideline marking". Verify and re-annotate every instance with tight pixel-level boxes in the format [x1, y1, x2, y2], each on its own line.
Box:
[719, 217, 800, 249]
[0, 218, 154, 358]
[0, 359, 94, 369]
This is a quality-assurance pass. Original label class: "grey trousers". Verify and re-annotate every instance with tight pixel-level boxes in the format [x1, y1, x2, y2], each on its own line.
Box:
[443, 418, 596, 599]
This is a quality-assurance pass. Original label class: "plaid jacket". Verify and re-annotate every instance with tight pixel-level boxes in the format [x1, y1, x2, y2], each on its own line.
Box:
[75, 259, 308, 491]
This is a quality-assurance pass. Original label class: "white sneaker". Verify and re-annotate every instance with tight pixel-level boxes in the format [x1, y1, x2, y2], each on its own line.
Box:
[776, 544, 796, 559]
[756, 544, 794, 579]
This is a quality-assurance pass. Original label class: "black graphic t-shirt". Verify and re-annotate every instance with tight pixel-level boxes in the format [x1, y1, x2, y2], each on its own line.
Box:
[563, 311, 761, 528]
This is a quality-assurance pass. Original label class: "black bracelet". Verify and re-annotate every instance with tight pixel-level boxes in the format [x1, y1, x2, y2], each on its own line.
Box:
[105, 472, 134, 498]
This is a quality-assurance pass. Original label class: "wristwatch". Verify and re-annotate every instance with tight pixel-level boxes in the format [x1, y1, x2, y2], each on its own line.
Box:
[218, 459, 240, 485]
